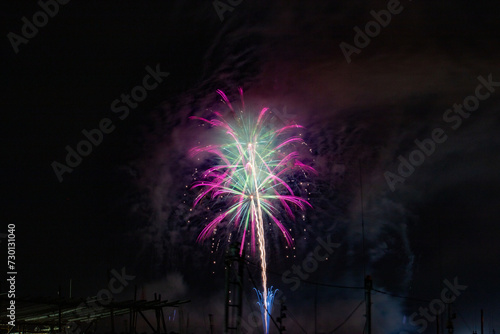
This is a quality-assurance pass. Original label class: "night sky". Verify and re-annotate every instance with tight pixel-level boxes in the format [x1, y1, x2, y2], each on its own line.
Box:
[2, 1, 500, 333]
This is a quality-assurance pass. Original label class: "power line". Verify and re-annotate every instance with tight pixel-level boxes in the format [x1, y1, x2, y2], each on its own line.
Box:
[371, 288, 431, 303]
[455, 307, 472, 332]
[328, 300, 364, 333]
[294, 278, 364, 290]
[286, 307, 308, 333]
[242, 275, 261, 333]
[245, 259, 364, 290]
[247, 257, 446, 311]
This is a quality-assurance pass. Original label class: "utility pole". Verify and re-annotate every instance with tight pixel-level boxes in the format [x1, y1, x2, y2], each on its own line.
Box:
[58, 285, 62, 334]
[314, 286, 317, 334]
[446, 302, 456, 334]
[481, 309, 484, 334]
[365, 275, 372, 334]
[446, 305, 453, 334]
[277, 301, 287, 333]
[209, 314, 214, 334]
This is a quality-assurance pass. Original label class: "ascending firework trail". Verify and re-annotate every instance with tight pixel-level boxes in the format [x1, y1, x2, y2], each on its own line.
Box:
[190, 88, 315, 333]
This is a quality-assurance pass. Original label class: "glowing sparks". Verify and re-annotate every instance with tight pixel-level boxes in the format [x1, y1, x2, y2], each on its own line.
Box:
[255, 286, 278, 334]
[190, 93, 314, 254]
[190, 89, 315, 333]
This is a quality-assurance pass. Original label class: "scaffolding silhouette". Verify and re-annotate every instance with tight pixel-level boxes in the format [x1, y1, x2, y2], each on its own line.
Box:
[224, 243, 244, 334]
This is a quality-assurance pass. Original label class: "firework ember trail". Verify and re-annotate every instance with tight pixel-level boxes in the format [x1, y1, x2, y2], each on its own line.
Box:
[190, 89, 315, 333]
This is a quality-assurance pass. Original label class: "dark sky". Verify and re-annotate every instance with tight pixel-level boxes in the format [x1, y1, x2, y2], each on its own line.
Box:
[2, 1, 500, 333]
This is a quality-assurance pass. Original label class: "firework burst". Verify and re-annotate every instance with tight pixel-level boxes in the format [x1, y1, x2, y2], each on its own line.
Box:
[190, 88, 315, 333]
